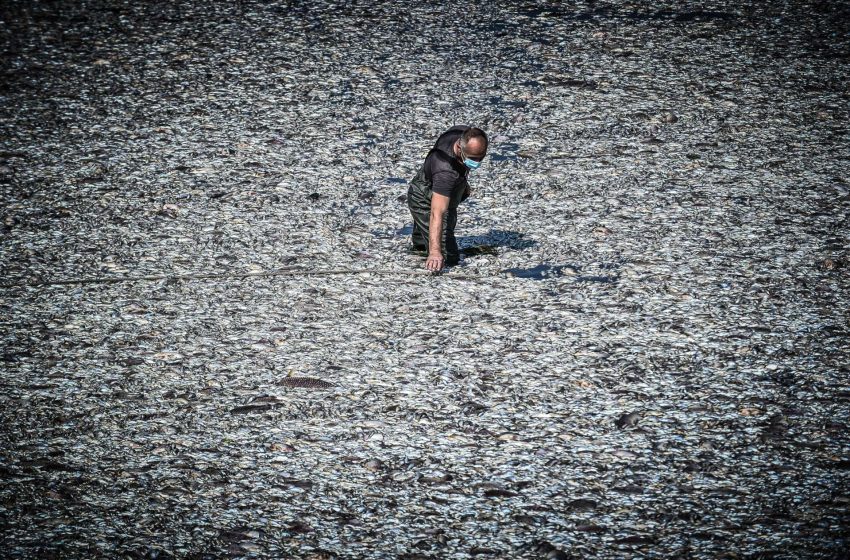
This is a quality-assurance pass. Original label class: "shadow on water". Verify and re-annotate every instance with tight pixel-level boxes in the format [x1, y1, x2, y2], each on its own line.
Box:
[503, 258, 625, 281]
[502, 264, 579, 279]
[375, 226, 537, 256]
[457, 230, 537, 255]
[385, 224, 624, 282]
[502, 264, 621, 282]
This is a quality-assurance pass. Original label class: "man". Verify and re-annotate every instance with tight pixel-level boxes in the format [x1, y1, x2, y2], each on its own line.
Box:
[407, 125, 488, 271]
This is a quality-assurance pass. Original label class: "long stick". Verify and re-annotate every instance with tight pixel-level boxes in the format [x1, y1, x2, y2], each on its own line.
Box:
[0, 266, 494, 289]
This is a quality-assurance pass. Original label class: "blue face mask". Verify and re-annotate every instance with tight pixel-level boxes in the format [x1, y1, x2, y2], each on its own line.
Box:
[460, 145, 483, 170]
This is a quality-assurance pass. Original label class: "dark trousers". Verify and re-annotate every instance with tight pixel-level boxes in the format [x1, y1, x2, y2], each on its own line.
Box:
[407, 183, 460, 265]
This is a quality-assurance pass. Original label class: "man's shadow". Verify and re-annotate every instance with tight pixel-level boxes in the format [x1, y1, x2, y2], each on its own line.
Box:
[392, 226, 536, 260]
[456, 230, 537, 256]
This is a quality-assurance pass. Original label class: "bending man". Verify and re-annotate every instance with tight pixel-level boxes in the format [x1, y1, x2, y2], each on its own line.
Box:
[407, 125, 488, 271]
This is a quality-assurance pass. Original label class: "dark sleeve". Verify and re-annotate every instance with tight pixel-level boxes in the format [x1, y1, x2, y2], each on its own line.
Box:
[431, 169, 459, 197]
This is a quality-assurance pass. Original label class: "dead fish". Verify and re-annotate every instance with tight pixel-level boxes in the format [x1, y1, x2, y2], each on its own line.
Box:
[566, 498, 597, 511]
[230, 404, 274, 414]
[469, 547, 500, 556]
[615, 411, 641, 428]
[611, 449, 639, 460]
[277, 377, 334, 389]
[575, 524, 607, 533]
[483, 488, 518, 498]
[615, 535, 656, 545]
[660, 110, 678, 123]
[2, 3, 847, 558]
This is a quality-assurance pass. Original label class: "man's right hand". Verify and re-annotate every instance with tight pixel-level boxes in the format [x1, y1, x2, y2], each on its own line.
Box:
[425, 253, 444, 272]
[426, 193, 450, 273]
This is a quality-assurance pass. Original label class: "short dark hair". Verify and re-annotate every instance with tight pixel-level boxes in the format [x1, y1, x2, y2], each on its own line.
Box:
[460, 127, 488, 150]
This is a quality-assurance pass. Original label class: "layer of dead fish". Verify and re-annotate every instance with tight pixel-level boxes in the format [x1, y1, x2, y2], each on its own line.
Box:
[1, 0, 848, 559]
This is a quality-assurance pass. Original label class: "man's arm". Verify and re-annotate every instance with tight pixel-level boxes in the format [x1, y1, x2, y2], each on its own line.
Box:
[426, 193, 450, 271]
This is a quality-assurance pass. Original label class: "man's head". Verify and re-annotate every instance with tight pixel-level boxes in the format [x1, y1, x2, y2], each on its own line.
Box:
[455, 127, 488, 169]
